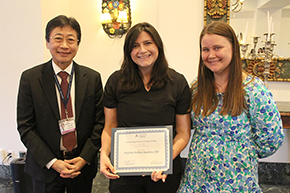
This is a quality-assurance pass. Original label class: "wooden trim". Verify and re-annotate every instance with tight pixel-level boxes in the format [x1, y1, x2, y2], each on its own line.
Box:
[281, 113, 290, 129]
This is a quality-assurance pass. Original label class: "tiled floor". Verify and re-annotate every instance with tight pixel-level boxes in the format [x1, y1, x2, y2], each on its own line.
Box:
[1, 173, 290, 193]
[0, 172, 110, 193]
[91, 172, 109, 193]
[0, 178, 12, 193]
[1, 160, 290, 193]
[260, 184, 290, 193]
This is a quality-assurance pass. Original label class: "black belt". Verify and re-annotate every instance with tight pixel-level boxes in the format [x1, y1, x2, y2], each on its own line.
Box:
[61, 148, 78, 159]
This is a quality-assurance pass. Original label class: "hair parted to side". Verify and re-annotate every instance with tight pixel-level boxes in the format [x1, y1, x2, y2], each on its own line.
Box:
[192, 21, 246, 117]
[119, 22, 170, 93]
[45, 15, 81, 45]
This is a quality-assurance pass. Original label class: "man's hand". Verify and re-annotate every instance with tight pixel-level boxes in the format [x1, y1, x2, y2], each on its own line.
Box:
[51, 157, 86, 179]
[64, 157, 87, 172]
[51, 159, 80, 178]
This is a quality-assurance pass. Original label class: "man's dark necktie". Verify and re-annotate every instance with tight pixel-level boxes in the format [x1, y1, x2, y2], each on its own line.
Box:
[58, 71, 76, 152]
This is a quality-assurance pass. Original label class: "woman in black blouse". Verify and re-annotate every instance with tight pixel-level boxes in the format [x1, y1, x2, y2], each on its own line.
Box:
[100, 22, 191, 193]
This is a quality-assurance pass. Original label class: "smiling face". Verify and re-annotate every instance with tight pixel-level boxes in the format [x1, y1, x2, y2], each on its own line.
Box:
[46, 26, 79, 69]
[130, 31, 159, 73]
[201, 34, 233, 78]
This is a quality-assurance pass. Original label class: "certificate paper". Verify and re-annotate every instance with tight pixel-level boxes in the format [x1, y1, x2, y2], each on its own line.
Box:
[111, 125, 173, 176]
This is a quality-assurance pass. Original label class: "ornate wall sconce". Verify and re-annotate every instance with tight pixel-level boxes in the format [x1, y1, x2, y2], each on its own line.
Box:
[232, 0, 244, 13]
[204, 0, 230, 25]
[101, 0, 132, 38]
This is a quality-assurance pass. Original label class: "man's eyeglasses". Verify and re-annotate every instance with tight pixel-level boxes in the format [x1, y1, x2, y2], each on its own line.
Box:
[50, 35, 79, 45]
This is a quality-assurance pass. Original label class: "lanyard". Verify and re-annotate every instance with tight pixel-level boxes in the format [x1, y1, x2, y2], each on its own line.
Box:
[53, 65, 74, 114]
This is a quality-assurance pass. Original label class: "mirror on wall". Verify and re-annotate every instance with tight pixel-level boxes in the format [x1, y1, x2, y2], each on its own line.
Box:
[230, 0, 290, 58]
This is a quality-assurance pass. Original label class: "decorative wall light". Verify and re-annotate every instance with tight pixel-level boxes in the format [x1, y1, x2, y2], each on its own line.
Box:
[101, 0, 132, 38]
[231, 0, 244, 13]
[204, 0, 230, 25]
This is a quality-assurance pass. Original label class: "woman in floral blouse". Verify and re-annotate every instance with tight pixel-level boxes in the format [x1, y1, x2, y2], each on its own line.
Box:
[178, 21, 284, 193]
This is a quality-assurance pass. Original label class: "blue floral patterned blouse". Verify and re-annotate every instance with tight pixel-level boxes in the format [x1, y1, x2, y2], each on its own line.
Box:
[178, 75, 284, 193]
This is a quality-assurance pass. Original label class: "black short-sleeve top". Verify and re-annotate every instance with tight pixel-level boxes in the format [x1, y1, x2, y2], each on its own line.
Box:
[104, 69, 191, 129]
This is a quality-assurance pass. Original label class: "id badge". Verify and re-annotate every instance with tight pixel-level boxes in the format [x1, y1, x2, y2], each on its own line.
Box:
[59, 117, 76, 135]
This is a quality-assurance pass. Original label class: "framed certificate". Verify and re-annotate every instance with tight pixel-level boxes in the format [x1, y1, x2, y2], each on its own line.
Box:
[111, 125, 173, 176]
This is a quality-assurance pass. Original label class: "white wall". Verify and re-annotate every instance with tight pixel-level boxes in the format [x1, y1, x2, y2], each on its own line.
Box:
[0, 0, 289, 163]
[0, 0, 44, 152]
[0, 0, 203, 156]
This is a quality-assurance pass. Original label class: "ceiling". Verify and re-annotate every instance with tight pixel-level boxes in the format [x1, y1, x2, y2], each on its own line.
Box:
[258, 0, 290, 9]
